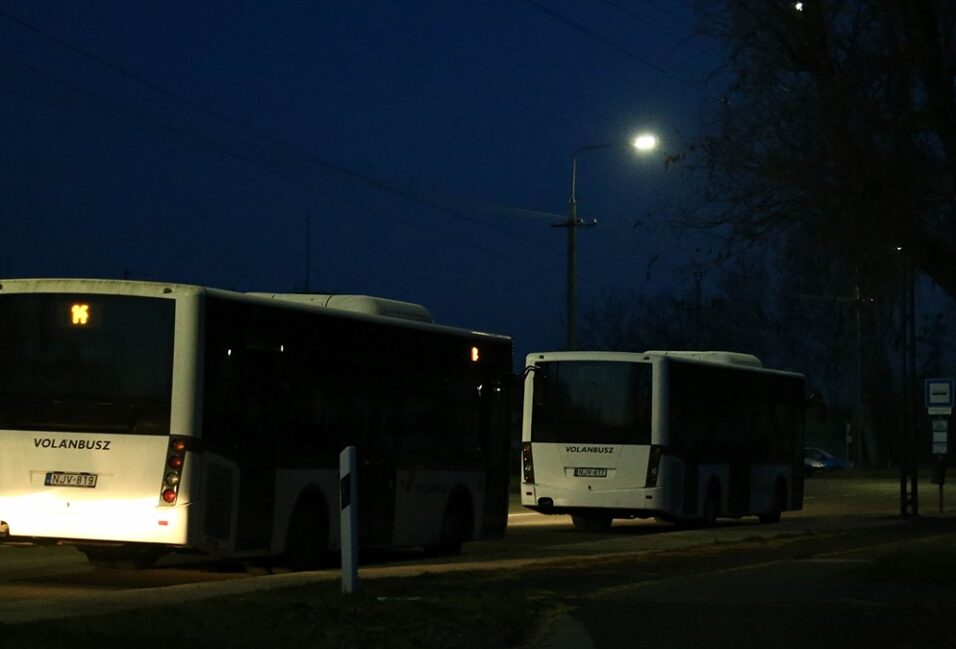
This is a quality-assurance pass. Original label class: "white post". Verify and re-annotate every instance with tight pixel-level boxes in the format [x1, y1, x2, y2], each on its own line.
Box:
[339, 446, 358, 594]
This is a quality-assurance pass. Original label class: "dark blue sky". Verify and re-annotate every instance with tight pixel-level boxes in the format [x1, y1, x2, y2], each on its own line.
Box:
[0, 0, 722, 363]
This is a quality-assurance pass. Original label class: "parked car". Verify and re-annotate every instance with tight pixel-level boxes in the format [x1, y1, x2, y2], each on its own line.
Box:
[804, 447, 849, 475]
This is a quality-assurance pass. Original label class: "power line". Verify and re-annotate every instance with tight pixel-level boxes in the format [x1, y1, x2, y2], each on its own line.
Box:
[629, 0, 697, 23]
[597, 0, 704, 48]
[596, 0, 720, 72]
[2, 61, 640, 284]
[0, 55, 582, 284]
[0, 8, 562, 254]
[517, 0, 724, 103]
[0, 7, 665, 284]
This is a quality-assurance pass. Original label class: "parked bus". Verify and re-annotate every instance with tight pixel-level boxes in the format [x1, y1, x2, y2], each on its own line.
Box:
[0, 278, 513, 567]
[520, 351, 805, 529]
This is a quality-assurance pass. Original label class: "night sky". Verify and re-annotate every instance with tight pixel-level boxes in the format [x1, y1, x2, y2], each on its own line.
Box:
[0, 1, 722, 365]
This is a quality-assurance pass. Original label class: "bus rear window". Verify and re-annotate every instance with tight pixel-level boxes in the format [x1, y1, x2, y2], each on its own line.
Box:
[531, 361, 651, 444]
[0, 293, 175, 435]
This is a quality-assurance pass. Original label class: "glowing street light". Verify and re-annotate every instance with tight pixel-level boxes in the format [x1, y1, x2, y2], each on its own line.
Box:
[632, 133, 659, 152]
[561, 132, 660, 349]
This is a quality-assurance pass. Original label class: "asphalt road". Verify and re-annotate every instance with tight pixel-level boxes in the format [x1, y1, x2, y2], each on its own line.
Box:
[540, 512, 956, 648]
[0, 477, 956, 636]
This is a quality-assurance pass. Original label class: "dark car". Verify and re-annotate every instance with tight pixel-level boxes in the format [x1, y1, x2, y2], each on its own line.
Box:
[804, 447, 849, 475]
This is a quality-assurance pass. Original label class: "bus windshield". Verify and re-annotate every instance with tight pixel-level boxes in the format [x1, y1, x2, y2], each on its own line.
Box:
[0, 293, 175, 434]
[531, 360, 652, 444]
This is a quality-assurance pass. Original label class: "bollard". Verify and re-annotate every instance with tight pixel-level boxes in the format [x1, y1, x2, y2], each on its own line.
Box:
[339, 446, 358, 593]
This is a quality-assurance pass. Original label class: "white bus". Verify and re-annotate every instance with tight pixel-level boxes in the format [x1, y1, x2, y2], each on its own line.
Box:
[0, 278, 513, 567]
[520, 351, 805, 529]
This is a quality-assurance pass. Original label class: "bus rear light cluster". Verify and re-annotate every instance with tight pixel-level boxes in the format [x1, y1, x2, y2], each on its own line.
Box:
[645, 445, 663, 488]
[160, 436, 189, 506]
[521, 442, 535, 484]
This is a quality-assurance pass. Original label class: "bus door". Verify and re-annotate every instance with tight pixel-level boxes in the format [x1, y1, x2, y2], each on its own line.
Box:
[357, 378, 397, 547]
[728, 458, 751, 514]
[681, 455, 699, 516]
[200, 443, 276, 554]
[211, 345, 280, 554]
[479, 378, 510, 538]
[358, 450, 396, 546]
[723, 409, 751, 514]
[221, 399, 278, 552]
[234, 450, 277, 552]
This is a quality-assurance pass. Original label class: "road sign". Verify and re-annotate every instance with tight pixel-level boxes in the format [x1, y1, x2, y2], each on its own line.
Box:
[926, 378, 954, 416]
[933, 419, 949, 455]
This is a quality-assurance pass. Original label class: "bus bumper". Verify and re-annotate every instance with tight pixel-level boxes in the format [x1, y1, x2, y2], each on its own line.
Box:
[520, 483, 667, 519]
[0, 496, 193, 545]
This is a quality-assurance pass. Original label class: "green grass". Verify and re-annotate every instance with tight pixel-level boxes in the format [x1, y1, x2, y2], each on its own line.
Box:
[0, 573, 549, 649]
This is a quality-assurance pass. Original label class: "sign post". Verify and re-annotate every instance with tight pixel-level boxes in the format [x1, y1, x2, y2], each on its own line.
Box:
[845, 423, 852, 469]
[925, 379, 953, 514]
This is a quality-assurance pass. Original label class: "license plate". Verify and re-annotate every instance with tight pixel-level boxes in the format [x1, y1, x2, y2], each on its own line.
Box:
[574, 467, 608, 478]
[44, 472, 98, 488]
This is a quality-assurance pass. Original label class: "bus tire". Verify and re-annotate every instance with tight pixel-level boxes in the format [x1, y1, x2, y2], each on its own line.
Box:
[759, 479, 786, 524]
[424, 489, 472, 557]
[284, 495, 329, 571]
[701, 481, 720, 527]
[571, 513, 613, 531]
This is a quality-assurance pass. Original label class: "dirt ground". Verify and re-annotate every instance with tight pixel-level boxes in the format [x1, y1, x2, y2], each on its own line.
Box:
[2, 516, 956, 648]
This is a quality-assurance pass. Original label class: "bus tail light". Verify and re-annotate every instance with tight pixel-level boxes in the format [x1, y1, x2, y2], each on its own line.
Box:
[522, 442, 535, 484]
[645, 445, 663, 488]
[159, 436, 190, 506]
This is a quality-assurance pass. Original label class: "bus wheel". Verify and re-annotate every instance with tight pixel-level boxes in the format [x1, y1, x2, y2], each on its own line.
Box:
[284, 498, 329, 571]
[571, 513, 612, 531]
[701, 482, 720, 527]
[759, 480, 786, 524]
[424, 490, 472, 557]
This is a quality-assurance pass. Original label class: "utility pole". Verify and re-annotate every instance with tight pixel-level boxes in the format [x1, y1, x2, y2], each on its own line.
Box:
[558, 188, 596, 351]
[854, 280, 864, 468]
[304, 214, 311, 293]
[564, 194, 580, 351]
[556, 146, 603, 350]
[693, 269, 704, 337]
[900, 252, 918, 516]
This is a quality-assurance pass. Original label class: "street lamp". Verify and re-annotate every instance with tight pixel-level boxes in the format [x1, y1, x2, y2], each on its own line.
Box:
[562, 133, 659, 350]
[632, 133, 659, 152]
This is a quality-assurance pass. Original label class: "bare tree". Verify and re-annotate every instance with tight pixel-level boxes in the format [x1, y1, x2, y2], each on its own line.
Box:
[691, 0, 956, 296]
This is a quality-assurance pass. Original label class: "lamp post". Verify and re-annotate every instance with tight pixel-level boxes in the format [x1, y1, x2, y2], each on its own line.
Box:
[561, 133, 659, 350]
